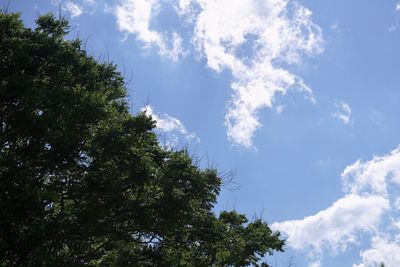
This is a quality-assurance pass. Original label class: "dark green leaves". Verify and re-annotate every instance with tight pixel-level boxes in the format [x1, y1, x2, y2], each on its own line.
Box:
[0, 12, 284, 266]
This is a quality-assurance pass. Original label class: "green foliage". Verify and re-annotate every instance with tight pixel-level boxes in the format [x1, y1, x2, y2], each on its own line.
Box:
[0, 12, 284, 266]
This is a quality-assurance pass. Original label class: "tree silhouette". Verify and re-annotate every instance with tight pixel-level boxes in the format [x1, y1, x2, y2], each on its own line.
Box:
[0, 12, 284, 266]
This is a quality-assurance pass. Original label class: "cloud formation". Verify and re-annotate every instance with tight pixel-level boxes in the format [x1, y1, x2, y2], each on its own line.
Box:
[114, 0, 187, 61]
[53, 0, 98, 18]
[273, 194, 389, 255]
[389, 2, 400, 31]
[342, 147, 400, 196]
[189, 0, 322, 148]
[332, 100, 352, 125]
[113, 0, 323, 148]
[142, 105, 199, 149]
[273, 146, 400, 266]
[64, 1, 83, 17]
[354, 235, 400, 267]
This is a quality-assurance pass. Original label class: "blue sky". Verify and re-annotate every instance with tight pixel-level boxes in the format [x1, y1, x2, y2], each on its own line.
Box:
[9, 0, 400, 266]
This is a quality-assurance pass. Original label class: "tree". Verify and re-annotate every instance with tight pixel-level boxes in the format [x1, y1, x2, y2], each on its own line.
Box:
[0, 12, 284, 266]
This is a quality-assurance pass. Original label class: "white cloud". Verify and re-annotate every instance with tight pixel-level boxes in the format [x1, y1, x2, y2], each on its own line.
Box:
[112, 0, 322, 148]
[161, 32, 188, 62]
[273, 147, 400, 265]
[114, 0, 187, 61]
[273, 194, 389, 254]
[392, 219, 400, 229]
[353, 235, 400, 267]
[115, 0, 159, 43]
[142, 105, 199, 148]
[332, 100, 352, 125]
[330, 22, 339, 31]
[189, 0, 322, 148]
[308, 261, 321, 267]
[341, 147, 400, 196]
[53, 0, 99, 17]
[389, 2, 400, 31]
[64, 2, 83, 17]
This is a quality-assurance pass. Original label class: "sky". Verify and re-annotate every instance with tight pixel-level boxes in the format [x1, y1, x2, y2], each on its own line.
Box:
[7, 0, 400, 266]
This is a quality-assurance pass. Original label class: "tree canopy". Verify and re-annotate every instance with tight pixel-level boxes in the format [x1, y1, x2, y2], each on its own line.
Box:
[0, 12, 284, 266]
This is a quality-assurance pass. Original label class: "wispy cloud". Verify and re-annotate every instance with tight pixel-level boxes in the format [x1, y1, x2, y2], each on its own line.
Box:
[273, 146, 400, 266]
[52, 0, 99, 18]
[114, 0, 187, 61]
[142, 105, 199, 149]
[112, 0, 323, 148]
[187, 0, 322, 148]
[341, 147, 400, 196]
[332, 100, 352, 125]
[330, 21, 342, 34]
[330, 22, 339, 31]
[64, 1, 83, 17]
[308, 261, 322, 267]
[354, 235, 400, 267]
[389, 2, 400, 31]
